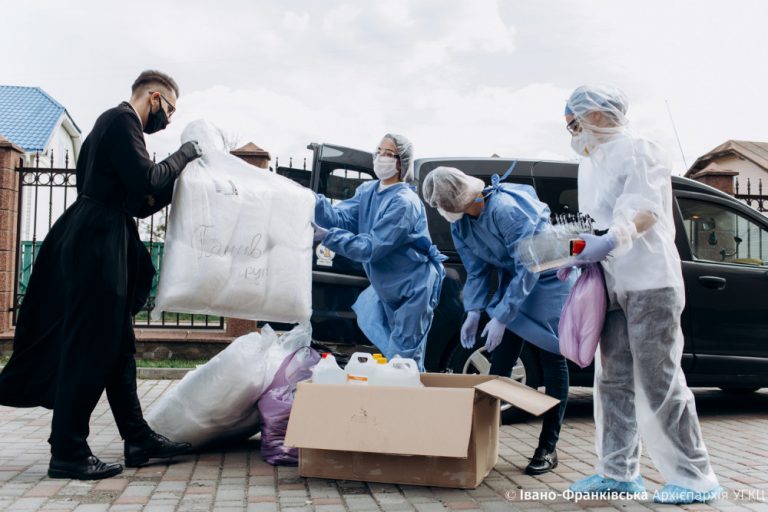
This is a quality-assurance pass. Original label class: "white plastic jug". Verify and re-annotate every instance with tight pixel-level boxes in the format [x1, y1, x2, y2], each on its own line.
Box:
[345, 352, 378, 385]
[374, 357, 422, 387]
[311, 353, 346, 385]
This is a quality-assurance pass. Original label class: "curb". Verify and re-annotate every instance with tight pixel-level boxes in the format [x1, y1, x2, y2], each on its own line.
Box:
[0, 365, 193, 380]
[137, 367, 193, 380]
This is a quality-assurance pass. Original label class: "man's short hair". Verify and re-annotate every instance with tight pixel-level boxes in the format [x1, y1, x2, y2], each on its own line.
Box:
[131, 70, 179, 97]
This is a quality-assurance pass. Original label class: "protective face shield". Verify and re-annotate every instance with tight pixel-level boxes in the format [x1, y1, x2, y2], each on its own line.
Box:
[437, 207, 464, 223]
[373, 155, 399, 180]
[144, 103, 169, 134]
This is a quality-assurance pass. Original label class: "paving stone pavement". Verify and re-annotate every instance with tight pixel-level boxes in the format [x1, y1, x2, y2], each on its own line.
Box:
[1, 382, 766, 512]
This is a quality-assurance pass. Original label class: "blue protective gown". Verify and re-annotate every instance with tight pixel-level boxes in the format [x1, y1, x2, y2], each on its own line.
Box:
[451, 183, 572, 354]
[315, 181, 446, 370]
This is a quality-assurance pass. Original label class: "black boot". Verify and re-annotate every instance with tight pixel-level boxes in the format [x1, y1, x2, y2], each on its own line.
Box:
[525, 447, 558, 475]
[48, 455, 123, 480]
[124, 431, 191, 468]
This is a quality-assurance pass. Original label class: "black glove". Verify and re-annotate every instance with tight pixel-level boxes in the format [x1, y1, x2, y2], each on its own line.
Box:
[179, 140, 203, 162]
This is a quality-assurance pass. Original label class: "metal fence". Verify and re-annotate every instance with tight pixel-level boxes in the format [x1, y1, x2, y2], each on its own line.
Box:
[735, 177, 767, 213]
[273, 156, 308, 171]
[13, 151, 224, 329]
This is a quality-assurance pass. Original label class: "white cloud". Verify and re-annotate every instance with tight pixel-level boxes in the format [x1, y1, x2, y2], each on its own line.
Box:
[321, 4, 364, 43]
[401, 0, 515, 73]
[405, 83, 574, 159]
[148, 84, 391, 164]
[282, 11, 311, 32]
[371, 0, 416, 29]
[2, 0, 767, 180]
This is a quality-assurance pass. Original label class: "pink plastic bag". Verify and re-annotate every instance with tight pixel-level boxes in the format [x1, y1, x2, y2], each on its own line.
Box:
[257, 346, 320, 466]
[558, 263, 607, 368]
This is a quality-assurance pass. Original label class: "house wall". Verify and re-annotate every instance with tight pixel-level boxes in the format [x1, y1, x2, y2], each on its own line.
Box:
[23, 124, 77, 168]
[50, 124, 78, 167]
[712, 155, 768, 194]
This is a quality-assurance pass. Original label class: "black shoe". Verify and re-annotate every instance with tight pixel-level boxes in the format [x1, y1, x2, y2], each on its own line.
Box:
[525, 447, 558, 475]
[124, 431, 191, 468]
[48, 455, 123, 480]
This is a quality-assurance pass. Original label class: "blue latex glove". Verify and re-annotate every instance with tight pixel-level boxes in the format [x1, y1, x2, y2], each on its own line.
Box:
[481, 317, 506, 353]
[312, 221, 329, 243]
[460, 310, 481, 349]
[576, 232, 617, 263]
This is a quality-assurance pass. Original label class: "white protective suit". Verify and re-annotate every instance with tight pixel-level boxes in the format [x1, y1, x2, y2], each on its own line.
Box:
[569, 85, 719, 493]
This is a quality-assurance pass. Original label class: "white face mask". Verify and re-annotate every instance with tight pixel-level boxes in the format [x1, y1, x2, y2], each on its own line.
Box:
[570, 131, 599, 157]
[373, 155, 399, 180]
[437, 207, 464, 223]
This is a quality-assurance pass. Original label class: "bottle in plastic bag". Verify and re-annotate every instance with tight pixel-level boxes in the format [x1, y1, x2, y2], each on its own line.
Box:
[345, 352, 378, 385]
[515, 217, 592, 273]
[311, 353, 346, 384]
[373, 356, 422, 387]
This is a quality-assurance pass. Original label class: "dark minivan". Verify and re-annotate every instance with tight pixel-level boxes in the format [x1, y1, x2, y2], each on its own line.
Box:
[279, 142, 768, 420]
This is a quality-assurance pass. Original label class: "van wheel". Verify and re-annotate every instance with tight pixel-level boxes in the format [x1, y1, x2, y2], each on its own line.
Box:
[446, 344, 542, 424]
[719, 386, 760, 394]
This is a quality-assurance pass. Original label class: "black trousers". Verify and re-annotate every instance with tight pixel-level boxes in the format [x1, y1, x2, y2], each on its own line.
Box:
[48, 351, 151, 460]
[490, 330, 569, 452]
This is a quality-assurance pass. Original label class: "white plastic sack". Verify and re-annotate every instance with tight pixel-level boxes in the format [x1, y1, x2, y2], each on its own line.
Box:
[153, 119, 314, 323]
[145, 326, 276, 447]
[145, 323, 313, 447]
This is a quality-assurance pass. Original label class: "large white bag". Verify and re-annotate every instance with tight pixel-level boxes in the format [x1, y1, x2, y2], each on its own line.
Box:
[145, 324, 313, 448]
[153, 119, 314, 323]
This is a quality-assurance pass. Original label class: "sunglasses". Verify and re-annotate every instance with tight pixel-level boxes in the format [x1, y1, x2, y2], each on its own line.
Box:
[566, 118, 580, 135]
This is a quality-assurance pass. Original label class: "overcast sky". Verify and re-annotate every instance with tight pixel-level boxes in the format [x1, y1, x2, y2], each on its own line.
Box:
[3, 0, 767, 174]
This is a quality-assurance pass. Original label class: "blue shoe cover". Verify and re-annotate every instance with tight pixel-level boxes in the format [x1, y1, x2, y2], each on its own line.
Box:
[653, 484, 724, 504]
[569, 474, 645, 494]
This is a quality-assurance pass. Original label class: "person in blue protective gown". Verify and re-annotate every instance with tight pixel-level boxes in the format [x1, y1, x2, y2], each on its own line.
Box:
[312, 134, 446, 371]
[422, 165, 571, 475]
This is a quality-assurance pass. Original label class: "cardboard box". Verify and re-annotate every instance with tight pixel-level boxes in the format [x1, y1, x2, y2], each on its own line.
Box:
[284, 373, 559, 489]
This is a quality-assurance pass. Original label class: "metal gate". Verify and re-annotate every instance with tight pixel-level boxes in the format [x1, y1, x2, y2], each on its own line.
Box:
[735, 177, 768, 213]
[13, 151, 224, 329]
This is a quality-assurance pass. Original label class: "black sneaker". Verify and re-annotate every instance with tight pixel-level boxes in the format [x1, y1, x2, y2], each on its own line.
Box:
[525, 447, 558, 475]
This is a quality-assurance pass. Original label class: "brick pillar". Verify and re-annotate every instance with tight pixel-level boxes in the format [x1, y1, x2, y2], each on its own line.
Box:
[0, 136, 23, 333]
[231, 142, 271, 170]
[688, 167, 738, 196]
[224, 142, 272, 337]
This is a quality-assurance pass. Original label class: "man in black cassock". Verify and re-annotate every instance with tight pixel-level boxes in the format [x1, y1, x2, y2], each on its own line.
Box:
[0, 70, 201, 480]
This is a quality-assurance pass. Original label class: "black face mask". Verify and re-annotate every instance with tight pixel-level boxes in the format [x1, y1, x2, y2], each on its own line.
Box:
[144, 104, 169, 134]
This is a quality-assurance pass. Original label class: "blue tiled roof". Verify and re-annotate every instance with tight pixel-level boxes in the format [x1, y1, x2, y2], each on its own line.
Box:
[0, 86, 80, 152]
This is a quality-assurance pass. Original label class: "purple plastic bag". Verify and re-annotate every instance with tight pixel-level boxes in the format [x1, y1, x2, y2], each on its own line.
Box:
[558, 263, 607, 368]
[257, 346, 320, 466]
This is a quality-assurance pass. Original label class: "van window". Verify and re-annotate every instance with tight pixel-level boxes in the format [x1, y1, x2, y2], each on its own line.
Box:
[532, 177, 579, 216]
[320, 166, 374, 205]
[678, 198, 768, 266]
